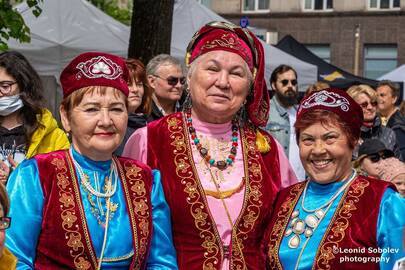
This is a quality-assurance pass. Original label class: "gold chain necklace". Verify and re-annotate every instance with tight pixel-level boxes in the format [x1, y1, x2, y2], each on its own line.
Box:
[204, 161, 246, 266]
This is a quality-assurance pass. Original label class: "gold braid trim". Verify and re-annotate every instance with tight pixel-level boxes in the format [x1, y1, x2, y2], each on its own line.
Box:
[266, 183, 305, 270]
[118, 159, 151, 269]
[54, 155, 94, 270]
[168, 115, 222, 270]
[314, 177, 369, 270]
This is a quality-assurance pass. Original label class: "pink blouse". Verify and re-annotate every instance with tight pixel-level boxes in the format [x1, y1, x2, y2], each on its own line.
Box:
[122, 116, 298, 269]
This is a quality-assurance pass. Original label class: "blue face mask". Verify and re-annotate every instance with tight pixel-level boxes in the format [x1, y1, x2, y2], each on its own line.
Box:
[0, 95, 24, 116]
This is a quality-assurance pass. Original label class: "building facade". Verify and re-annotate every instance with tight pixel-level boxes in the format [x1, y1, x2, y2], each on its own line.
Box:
[198, 0, 405, 79]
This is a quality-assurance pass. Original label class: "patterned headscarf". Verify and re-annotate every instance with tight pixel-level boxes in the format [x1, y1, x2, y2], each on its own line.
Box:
[186, 21, 269, 127]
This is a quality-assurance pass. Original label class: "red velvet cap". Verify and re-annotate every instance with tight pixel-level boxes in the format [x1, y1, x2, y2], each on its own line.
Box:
[186, 21, 269, 127]
[297, 88, 364, 139]
[189, 30, 253, 70]
[60, 52, 129, 98]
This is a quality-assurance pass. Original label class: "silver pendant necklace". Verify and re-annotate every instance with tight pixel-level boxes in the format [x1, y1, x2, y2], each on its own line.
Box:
[285, 169, 357, 249]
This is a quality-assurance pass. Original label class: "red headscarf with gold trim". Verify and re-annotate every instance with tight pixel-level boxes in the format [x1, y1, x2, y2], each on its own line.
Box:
[186, 21, 269, 127]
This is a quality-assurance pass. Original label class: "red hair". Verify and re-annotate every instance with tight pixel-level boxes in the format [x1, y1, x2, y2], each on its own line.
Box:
[126, 58, 153, 115]
[295, 109, 358, 149]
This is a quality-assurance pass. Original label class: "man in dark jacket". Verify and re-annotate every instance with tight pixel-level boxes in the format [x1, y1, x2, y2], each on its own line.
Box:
[377, 80, 405, 159]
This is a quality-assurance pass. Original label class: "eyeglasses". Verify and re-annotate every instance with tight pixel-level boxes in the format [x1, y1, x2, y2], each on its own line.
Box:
[0, 217, 11, 230]
[359, 101, 378, 109]
[154, 75, 186, 86]
[0, 81, 17, 94]
[279, 79, 297, 87]
[368, 152, 394, 163]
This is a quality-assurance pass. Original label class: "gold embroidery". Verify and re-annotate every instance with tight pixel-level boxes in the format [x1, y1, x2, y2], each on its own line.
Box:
[62, 211, 77, 228]
[131, 180, 146, 196]
[168, 114, 221, 269]
[53, 154, 94, 269]
[169, 114, 268, 269]
[314, 178, 369, 270]
[267, 183, 305, 269]
[230, 126, 265, 269]
[119, 159, 151, 268]
[201, 34, 250, 62]
[59, 193, 75, 208]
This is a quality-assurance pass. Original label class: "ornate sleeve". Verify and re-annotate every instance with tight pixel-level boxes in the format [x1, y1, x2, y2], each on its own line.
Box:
[377, 188, 405, 270]
[5, 159, 44, 270]
[146, 169, 178, 269]
[122, 126, 148, 163]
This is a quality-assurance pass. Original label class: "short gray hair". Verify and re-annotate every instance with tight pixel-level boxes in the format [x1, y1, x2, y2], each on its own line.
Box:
[146, 54, 185, 76]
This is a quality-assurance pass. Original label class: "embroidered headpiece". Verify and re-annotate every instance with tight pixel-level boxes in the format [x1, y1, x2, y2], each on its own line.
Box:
[61, 52, 129, 98]
[186, 21, 269, 127]
[297, 88, 363, 139]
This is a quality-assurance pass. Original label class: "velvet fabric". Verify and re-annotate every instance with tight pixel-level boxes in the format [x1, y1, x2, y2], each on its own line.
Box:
[60, 52, 130, 97]
[297, 88, 363, 139]
[147, 112, 281, 270]
[265, 175, 397, 270]
[33, 150, 153, 270]
[186, 22, 269, 127]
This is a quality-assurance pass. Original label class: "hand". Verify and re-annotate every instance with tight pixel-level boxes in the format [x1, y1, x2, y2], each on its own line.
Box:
[7, 155, 18, 170]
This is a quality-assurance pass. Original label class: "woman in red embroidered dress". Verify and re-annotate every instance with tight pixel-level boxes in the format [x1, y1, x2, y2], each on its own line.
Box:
[264, 88, 405, 270]
[123, 21, 297, 270]
[5, 52, 178, 270]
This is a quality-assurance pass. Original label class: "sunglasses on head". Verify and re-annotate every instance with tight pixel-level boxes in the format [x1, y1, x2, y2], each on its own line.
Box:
[359, 101, 378, 109]
[280, 79, 297, 87]
[155, 75, 186, 86]
[367, 152, 394, 163]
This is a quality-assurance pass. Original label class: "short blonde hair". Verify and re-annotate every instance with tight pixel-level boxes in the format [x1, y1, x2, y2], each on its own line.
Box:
[347, 84, 377, 103]
[60, 86, 127, 115]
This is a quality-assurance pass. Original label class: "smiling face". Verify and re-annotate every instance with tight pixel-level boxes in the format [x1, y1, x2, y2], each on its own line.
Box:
[188, 50, 251, 123]
[353, 93, 376, 123]
[127, 79, 144, 113]
[299, 122, 354, 184]
[60, 87, 128, 161]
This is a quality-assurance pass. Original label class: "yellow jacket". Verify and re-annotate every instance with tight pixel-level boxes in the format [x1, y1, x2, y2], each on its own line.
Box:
[0, 247, 17, 270]
[26, 109, 70, 158]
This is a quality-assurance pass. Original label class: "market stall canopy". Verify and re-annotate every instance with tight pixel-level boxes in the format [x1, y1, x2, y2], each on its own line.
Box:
[276, 34, 380, 89]
[378, 64, 405, 100]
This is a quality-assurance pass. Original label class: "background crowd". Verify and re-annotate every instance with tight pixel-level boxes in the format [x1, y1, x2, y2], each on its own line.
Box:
[0, 20, 404, 270]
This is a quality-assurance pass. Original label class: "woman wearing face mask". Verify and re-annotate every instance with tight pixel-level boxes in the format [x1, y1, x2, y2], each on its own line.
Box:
[114, 58, 153, 156]
[0, 51, 69, 184]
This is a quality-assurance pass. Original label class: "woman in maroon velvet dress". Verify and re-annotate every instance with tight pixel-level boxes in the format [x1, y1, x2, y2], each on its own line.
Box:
[264, 88, 405, 270]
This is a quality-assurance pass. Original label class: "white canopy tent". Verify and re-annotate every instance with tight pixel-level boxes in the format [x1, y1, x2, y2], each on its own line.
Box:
[171, 0, 318, 90]
[9, 0, 317, 115]
[378, 64, 405, 98]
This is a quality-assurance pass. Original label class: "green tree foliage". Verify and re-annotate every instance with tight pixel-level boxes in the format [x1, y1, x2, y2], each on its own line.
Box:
[0, 0, 42, 51]
[87, 0, 132, 25]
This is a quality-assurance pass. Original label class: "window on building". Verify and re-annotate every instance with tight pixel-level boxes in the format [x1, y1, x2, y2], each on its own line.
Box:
[305, 44, 331, 63]
[303, 0, 333, 11]
[196, 0, 212, 8]
[368, 0, 400, 9]
[364, 45, 397, 79]
[242, 0, 270, 12]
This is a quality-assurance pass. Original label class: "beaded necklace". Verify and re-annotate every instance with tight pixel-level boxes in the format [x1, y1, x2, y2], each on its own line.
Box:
[185, 110, 238, 170]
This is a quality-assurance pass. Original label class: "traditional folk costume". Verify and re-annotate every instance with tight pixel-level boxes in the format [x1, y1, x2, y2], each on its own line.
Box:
[264, 89, 405, 270]
[123, 22, 295, 269]
[5, 52, 178, 270]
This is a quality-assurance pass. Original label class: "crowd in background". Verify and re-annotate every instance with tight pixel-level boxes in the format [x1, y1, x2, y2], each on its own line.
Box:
[0, 20, 404, 270]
